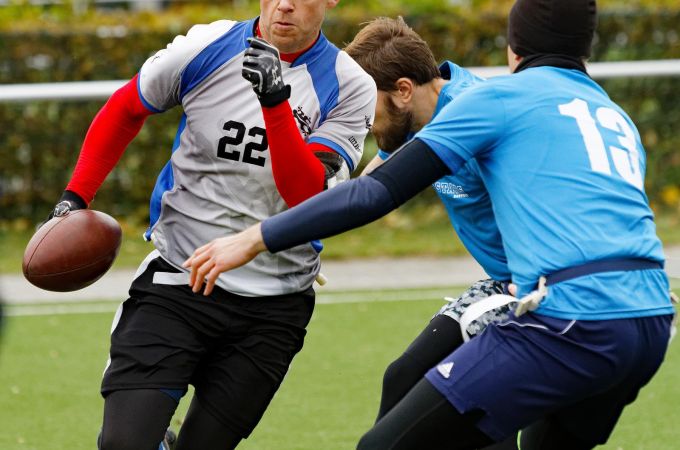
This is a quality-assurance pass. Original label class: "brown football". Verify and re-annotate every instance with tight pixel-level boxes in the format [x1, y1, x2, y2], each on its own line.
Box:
[22, 209, 122, 292]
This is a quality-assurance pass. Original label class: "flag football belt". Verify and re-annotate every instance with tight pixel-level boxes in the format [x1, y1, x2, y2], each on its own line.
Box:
[459, 258, 663, 342]
[545, 258, 662, 286]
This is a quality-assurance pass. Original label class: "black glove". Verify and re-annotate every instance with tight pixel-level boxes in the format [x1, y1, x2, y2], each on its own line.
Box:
[242, 37, 291, 107]
[46, 190, 87, 222]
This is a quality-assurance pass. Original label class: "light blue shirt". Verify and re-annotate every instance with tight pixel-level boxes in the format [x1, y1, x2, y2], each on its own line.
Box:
[417, 66, 672, 320]
[380, 62, 511, 281]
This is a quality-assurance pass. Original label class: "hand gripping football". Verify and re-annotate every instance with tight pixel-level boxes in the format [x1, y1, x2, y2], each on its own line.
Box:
[22, 210, 122, 292]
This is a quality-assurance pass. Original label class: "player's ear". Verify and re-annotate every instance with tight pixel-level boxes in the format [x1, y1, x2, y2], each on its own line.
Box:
[393, 77, 415, 107]
[507, 45, 523, 73]
[326, 0, 340, 9]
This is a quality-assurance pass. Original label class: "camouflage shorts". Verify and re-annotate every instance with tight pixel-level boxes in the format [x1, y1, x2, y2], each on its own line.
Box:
[436, 279, 512, 337]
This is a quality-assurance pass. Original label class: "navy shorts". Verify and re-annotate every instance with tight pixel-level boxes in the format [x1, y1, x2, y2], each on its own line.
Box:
[102, 255, 315, 438]
[425, 311, 673, 444]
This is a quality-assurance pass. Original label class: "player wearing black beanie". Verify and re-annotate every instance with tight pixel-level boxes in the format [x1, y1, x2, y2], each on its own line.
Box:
[507, 0, 597, 73]
[508, 0, 597, 57]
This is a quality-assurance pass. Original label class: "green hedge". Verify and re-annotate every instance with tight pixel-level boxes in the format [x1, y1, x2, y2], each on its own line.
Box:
[1, 4, 679, 225]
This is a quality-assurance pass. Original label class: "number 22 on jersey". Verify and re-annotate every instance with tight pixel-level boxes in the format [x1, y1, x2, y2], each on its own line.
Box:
[559, 98, 643, 189]
[217, 120, 268, 167]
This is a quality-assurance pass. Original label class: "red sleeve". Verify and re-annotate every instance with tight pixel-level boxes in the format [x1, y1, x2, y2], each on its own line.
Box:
[261, 101, 336, 207]
[65, 74, 154, 205]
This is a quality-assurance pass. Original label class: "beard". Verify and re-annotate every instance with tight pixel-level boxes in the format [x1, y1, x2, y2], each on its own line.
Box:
[374, 98, 414, 153]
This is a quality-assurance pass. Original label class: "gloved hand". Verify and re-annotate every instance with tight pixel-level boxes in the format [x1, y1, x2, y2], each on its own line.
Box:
[242, 37, 291, 107]
[45, 190, 87, 222]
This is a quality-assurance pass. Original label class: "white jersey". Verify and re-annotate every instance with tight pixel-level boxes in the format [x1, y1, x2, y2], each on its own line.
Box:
[138, 18, 377, 296]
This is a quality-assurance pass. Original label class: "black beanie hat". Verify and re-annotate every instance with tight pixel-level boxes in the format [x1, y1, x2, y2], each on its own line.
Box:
[508, 0, 597, 58]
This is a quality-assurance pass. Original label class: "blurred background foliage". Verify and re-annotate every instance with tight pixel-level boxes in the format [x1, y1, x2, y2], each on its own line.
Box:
[0, 0, 679, 230]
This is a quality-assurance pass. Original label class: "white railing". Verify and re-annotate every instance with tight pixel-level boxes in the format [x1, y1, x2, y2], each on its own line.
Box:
[470, 59, 680, 80]
[0, 59, 679, 103]
[0, 80, 128, 102]
[0, 0, 167, 6]
[0, 0, 242, 10]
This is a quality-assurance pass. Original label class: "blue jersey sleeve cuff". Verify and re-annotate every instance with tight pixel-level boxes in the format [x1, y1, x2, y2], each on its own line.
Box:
[136, 72, 164, 114]
[307, 136, 355, 172]
[377, 149, 391, 161]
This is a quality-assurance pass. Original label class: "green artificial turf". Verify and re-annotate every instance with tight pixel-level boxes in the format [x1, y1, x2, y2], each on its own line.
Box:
[1, 292, 679, 449]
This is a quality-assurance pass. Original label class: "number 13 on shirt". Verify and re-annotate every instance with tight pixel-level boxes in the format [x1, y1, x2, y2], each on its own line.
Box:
[559, 98, 643, 190]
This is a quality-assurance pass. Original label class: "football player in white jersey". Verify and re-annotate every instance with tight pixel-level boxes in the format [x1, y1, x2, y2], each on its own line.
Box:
[47, 0, 376, 448]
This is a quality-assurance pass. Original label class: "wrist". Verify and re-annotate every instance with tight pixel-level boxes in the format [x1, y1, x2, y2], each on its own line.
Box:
[60, 190, 88, 209]
[47, 189, 87, 221]
[259, 85, 291, 108]
[247, 223, 268, 254]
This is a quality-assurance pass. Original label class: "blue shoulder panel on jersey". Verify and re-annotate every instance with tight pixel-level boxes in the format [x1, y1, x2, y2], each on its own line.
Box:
[145, 113, 187, 240]
[136, 72, 164, 113]
[292, 33, 340, 124]
[283, 32, 354, 171]
[179, 19, 255, 101]
[294, 34, 351, 169]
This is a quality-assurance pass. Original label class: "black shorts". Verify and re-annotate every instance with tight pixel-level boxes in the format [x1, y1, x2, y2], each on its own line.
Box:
[102, 255, 315, 438]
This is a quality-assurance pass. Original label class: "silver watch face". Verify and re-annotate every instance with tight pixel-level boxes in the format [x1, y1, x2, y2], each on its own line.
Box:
[53, 201, 72, 217]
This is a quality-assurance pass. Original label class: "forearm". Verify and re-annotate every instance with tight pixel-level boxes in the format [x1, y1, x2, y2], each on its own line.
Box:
[66, 74, 152, 203]
[262, 175, 395, 252]
[262, 138, 456, 252]
[262, 101, 328, 206]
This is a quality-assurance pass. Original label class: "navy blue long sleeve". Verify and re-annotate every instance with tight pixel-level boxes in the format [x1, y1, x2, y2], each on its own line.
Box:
[262, 139, 462, 253]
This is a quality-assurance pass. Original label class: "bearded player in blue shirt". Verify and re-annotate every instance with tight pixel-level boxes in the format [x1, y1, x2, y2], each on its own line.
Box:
[184, 1, 675, 449]
[345, 17, 514, 422]
[345, 18, 519, 450]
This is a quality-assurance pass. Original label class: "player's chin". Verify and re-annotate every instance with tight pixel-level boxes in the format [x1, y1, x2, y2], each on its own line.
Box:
[270, 25, 298, 41]
[270, 29, 302, 49]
